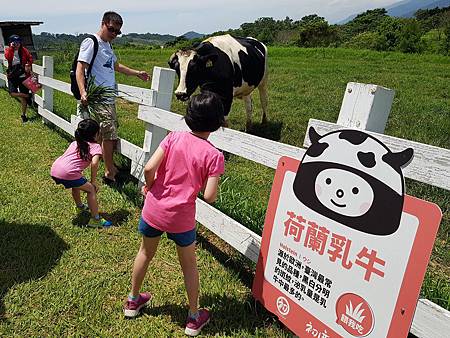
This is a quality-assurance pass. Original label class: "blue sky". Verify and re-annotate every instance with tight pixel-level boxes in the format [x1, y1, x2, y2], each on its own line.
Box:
[1, 0, 400, 36]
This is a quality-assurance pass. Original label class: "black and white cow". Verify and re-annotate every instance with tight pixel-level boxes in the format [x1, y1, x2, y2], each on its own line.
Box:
[168, 34, 268, 130]
[293, 127, 414, 236]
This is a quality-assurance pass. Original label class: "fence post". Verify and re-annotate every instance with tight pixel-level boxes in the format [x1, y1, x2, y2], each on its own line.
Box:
[131, 67, 175, 182]
[0, 54, 7, 88]
[42, 56, 54, 125]
[337, 82, 395, 133]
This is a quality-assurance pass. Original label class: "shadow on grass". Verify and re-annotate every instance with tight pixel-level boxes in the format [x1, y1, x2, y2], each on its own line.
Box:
[71, 209, 132, 227]
[142, 293, 280, 336]
[0, 220, 69, 321]
[196, 231, 254, 290]
[247, 120, 284, 142]
[105, 157, 144, 208]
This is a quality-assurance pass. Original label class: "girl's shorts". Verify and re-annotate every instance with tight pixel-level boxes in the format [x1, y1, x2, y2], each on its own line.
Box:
[52, 176, 88, 189]
[138, 217, 196, 247]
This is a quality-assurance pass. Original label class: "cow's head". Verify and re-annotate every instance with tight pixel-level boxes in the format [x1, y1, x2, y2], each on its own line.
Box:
[168, 42, 218, 101]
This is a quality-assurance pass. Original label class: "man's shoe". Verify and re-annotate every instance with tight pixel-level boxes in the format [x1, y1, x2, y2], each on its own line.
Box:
[21, 115, 28, 123]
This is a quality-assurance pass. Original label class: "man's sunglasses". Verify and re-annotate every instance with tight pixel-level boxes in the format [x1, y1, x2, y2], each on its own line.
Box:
[106, 25, 122, 35]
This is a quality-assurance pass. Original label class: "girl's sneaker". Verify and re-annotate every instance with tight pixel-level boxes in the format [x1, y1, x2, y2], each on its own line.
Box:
[87, 217, 112, 228]
[184, 309, 210, 336]
[123, 292, 152, 318]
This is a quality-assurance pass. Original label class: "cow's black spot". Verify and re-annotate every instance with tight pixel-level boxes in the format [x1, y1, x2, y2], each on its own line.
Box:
[308, 142, 329, 157]
[357, 151, 376, 168]
[235, 37, 266, 87]
[233, 62, 243, 87]
[339, 130, 369, 145]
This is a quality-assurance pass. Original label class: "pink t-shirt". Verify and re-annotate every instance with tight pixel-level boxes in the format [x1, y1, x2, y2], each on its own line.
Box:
[142, 131, 224, 233]
[50, 141, 102, 180]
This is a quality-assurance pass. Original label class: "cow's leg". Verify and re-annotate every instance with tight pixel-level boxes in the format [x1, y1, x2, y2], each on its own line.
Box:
[258, 76, 269, 124]
[243, 95, 253, 131]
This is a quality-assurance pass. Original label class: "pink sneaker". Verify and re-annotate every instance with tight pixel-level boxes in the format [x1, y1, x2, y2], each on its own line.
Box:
[123, 292, 152, 318]
[184, 309, 210, 336]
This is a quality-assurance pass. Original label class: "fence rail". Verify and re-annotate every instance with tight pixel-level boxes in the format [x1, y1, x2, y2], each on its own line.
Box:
[0, 53, 448, 338]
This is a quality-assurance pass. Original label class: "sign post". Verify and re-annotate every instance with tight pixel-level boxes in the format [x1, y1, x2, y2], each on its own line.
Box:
[253, 127, 442, 338]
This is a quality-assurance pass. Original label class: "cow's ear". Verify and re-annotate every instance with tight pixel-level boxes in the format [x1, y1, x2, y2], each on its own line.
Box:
[199, 53, 218, 65]
[382, 148, 414, 169]
[308, 126, 321, 144]
[196, 42, 218, 65]
[168, 53, 179, 69]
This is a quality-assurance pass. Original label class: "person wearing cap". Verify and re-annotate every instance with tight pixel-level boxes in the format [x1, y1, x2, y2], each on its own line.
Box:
[4, 34, 33, 122]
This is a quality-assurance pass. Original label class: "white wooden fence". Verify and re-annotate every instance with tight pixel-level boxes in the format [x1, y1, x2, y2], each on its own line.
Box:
[0, 54, 449, 337]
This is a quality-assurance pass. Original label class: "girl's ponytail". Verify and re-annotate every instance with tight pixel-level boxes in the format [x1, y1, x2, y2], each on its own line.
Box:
[75, 119, 100, 161]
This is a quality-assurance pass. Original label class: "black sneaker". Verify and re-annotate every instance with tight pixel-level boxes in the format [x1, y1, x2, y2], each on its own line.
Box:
[21, 115, 28, 123]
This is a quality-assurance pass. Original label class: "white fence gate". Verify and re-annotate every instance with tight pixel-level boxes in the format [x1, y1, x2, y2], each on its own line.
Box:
[1, 54, 449, 337]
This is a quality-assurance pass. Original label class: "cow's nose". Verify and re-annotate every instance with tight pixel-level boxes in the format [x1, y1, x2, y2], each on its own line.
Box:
[336, 189, 344, 198]
[175, 92, 189, 101]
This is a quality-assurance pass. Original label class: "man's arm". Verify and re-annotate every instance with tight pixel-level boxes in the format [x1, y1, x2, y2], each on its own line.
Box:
[76, 61, 89, 105]
[114, 63, 149, 81]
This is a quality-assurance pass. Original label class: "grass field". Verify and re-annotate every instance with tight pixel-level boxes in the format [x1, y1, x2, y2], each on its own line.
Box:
[0, 46, 449, 336]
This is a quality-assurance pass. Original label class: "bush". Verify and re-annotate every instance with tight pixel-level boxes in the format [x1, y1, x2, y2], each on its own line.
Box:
[342, 31, 382, 50]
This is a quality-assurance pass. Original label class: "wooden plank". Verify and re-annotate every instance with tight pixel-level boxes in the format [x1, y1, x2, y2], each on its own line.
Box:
[410, 299, 450, 338]
[304, 119, 450, 191]
[32, 64, 44, 76]
[39, 75, 71, 95]
[34, 94, 44, 107]
[117, 83, 156, 106]
[196, 199, 261, 263]
[38, 106, 73, 134]
[117, 138, 146, 165]
[138, 106, 306, 169]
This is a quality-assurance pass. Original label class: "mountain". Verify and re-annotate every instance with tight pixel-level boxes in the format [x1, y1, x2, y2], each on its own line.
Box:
[182, 31, 205, 40]
[117, 32, 176, 45]
[386, 0, 450, 17]
[337, 0, 450, 23]
[33, 32, 177, 49]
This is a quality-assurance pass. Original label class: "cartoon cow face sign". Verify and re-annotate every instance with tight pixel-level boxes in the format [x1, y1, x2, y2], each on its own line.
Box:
[293, 127, 414, 235]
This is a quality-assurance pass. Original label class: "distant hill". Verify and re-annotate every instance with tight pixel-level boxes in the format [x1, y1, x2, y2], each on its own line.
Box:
[337, 0, 450, 23]
[386, 0, 450, 17]
[33, 31, 205, 50]
[118, 32, 176, 45]
[182, 31, 205, 40]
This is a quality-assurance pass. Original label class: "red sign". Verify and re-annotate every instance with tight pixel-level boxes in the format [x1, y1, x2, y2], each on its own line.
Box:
[253, 155, 441, 338]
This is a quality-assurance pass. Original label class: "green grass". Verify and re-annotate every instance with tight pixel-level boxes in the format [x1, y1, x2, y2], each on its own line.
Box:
[0, 92, 288, 336]
[0, 46, 449, 335]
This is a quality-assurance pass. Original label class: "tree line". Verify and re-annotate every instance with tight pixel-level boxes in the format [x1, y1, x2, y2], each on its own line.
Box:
[33, 6, 450, 55]
[169, 6, 450, 55]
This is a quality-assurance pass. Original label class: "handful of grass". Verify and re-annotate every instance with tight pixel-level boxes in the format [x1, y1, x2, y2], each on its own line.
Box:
[79, 76, 116, 120]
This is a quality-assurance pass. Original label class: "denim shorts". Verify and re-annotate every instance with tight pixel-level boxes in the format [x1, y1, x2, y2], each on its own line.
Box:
[8, 78, 29, 95]
[138, 217, 196, 247]
[51, 176, 88, 189]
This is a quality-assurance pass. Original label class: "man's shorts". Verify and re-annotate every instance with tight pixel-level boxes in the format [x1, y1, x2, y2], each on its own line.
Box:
[51, 176, 88, 189]
[96, 103, 119, 141]
[138, 217, 196, 247]
[8, 77, 29, 95]
[77, 103, 118, 141]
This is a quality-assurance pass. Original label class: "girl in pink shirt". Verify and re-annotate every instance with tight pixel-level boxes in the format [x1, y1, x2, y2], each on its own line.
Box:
[51, 119, 112, 227]
[124, 92, 225, 336]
